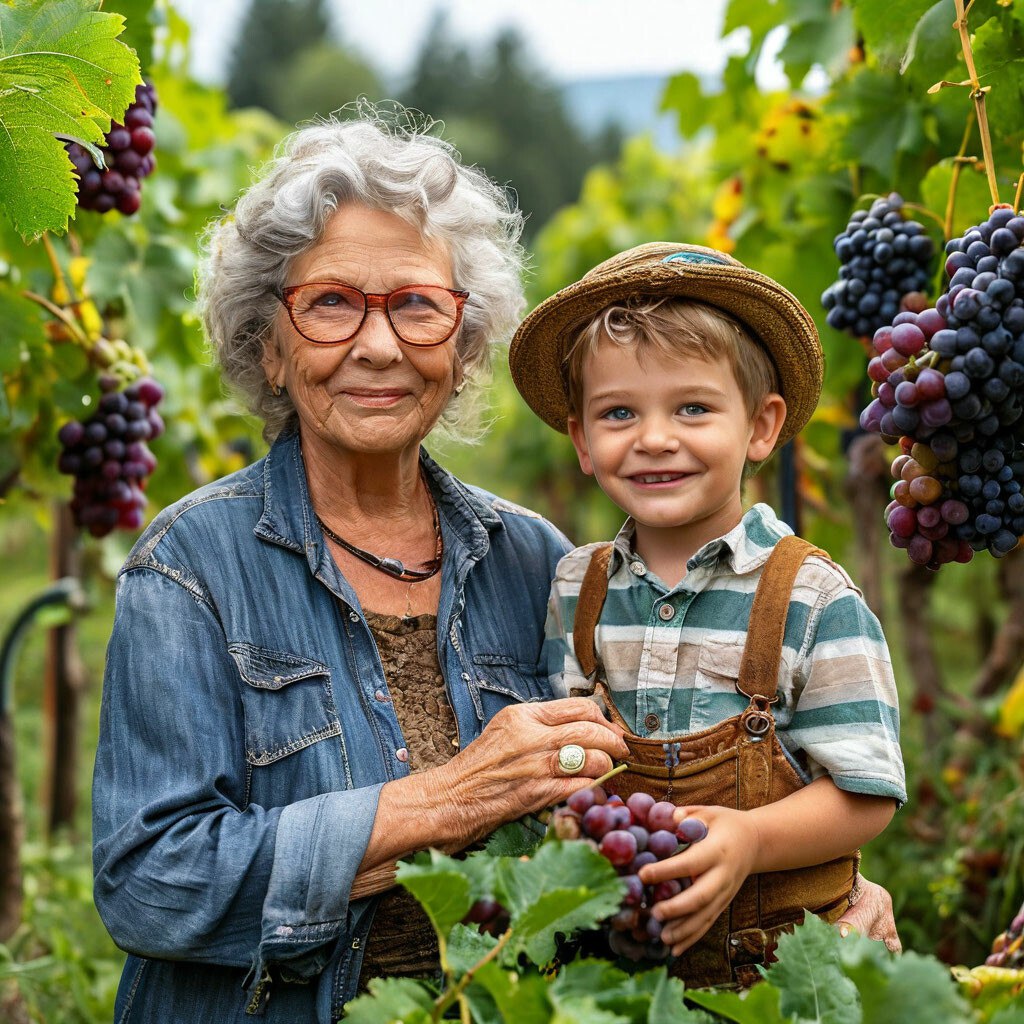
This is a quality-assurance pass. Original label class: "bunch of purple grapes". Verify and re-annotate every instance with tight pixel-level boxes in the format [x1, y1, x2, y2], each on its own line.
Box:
[57, 375, 165, 537]
[551, 785, 707, 963]
[821, 193, 935, 339]
[859, 206, 1024, 565]
[66, 82, 157, 216]
[986, 898, 1024, 968]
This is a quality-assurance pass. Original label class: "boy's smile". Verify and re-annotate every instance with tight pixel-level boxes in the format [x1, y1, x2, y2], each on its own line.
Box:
[568, 338, 785, 579]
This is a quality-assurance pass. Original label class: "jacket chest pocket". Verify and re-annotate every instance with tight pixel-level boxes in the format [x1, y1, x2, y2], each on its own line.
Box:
[228, 643, 342, 765]
[471, 653, 551, 723]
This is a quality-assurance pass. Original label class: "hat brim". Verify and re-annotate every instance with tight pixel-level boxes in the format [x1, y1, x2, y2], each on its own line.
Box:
[509, 255, 823, 447]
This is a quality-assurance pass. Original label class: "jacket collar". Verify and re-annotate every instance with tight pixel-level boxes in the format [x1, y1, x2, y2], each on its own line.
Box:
[254, 431, 502, 568]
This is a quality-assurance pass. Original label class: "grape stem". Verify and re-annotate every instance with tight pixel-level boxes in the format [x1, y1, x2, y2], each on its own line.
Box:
[952, 0, 1000, 206]
[588, 762, 628, 789]
[431, 926, 513, 1021]
[943, 109, 977, 244]
[41, 233, 78, 305]
[1013, 174, 1024, 215]
[22, 290, 88, 346]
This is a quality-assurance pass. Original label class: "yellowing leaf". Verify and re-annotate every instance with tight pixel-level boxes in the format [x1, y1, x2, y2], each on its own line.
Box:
[996, 662, 1024, 738]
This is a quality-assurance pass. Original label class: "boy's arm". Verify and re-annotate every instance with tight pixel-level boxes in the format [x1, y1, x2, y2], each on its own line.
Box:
[639, 777, 896, 955]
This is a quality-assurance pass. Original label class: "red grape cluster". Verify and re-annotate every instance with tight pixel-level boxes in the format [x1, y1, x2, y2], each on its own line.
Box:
[859, 207, 1024, 565]
[57, 375, 164, 536]
[986, 899, 1024, 968]
[66, 82, 157, 215]
[461, 896, 510, 938]
[552, 785, 707, 963]
[822, 193, 935, 339]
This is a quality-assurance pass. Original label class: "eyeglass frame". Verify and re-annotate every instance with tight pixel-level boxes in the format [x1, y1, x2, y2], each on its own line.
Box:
[274, 281, 471, 348]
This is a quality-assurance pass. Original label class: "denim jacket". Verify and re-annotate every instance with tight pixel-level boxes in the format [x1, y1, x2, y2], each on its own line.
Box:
[92, 430, 571, 1023]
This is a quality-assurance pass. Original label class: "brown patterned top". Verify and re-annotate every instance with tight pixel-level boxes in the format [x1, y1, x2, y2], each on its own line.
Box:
[357, 612, 459, 990]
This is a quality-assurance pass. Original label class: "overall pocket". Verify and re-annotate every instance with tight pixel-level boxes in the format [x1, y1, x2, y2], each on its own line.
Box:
[228, 643, 341, 766]
[471, 653, 550, 723]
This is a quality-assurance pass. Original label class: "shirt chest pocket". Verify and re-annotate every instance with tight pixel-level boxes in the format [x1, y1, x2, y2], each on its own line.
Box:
[693, 639, 751, 724]
[228, 642, 342, 765]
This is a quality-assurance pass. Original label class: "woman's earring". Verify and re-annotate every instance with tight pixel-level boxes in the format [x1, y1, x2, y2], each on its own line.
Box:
[270, 382, 282, 397]
[453, 381, 466, 397]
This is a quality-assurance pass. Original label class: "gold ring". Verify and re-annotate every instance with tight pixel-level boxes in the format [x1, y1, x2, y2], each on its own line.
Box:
[557, 744, 586, 775]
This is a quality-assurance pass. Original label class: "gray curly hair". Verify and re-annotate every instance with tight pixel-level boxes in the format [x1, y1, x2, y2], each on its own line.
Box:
[197, 108, 527, 442]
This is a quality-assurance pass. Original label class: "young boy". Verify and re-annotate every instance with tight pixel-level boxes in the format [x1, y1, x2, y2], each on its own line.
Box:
[509, 242, 905, 984]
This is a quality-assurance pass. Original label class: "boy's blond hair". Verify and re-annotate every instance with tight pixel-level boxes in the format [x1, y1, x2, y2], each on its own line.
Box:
[562, 296, 780, 421]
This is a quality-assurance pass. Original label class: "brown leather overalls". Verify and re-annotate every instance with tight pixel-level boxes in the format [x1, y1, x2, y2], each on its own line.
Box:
[572, 535, 858, 988]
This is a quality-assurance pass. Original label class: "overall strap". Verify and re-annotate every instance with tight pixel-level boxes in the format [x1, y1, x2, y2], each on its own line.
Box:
[573, 543, 614, 679]
[735, 535, 828, 703]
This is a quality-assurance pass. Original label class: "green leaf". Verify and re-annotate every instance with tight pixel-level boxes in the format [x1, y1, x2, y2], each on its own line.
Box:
[396, 850, 474, 938]
[684, 981, 790, 1024]
[920, 158, 995, 238]
[468, 960, 551, 1024]
[446, 922, 499, 975]
[0, 0, 143, 238]
[777, 0, 856, 84]
[858, 951, 969, 1023]
[849, 0, 945, 66]
[897, 1, 956, 76]
[340, 976, 435, 1024]
[485, 817, 544, 858]
[770, 914, 860, 1023]
[495, 840, 624, 965]
[660, 72, 709, 139]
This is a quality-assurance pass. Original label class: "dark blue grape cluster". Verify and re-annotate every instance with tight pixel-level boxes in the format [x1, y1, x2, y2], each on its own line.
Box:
[822, 193, 935, 339]
[859, 207, 1024, 565]
[986, 898, 1024, 968]
[65, 82, 157, 216]
[57, 375, 164, 537]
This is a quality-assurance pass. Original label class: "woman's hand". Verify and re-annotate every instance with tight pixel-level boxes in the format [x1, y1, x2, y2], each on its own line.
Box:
[837, 876, 901, 952]
[439, 697, 630, 845]
[639, 805, 759, 955]
[361, 697, 628, 872]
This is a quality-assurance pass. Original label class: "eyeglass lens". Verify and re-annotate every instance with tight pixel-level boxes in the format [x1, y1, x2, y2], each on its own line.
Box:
[286, 284, 460, 345]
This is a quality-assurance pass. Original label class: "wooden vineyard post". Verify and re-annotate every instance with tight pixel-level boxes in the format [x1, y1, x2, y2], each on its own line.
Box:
[43, 502, 88, 834]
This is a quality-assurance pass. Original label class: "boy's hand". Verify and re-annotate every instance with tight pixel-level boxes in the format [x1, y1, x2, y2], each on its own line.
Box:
[638, 805, 760, 955]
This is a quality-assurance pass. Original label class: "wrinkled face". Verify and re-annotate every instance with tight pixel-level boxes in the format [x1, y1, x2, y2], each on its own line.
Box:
[263, 204, 461, 458]
[568, 337, 784, 543]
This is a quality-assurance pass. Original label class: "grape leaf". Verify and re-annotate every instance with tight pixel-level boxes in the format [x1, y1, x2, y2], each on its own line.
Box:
[849, 0, 943, 66]
[855, 951, 969, 1023]
[777, 0, 856, 85]
[340, 976, 434, 1024]
[395, 851, 472, 938]
[494, 840, 623, 965]
[769, 913, 860, 1024]
[660, 72, 708, 139]
[446, 922, 499, 974]
[0, 0, 142, 239]
[467, 960, 551, 1024]
[920, 158, 995, 238]
[484, 817, 544, 857]
[683, 981, 790, 1024]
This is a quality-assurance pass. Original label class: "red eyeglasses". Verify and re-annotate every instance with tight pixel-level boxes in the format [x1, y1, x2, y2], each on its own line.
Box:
[276, 282, 470, 347]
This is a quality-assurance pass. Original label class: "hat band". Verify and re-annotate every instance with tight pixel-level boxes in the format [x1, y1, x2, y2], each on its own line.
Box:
[662, 252, 731, 266]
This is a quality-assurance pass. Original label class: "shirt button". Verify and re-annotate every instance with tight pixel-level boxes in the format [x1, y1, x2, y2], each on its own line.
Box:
[658, 602, 675, 621]
[348, 611, 359, 623]
[396, 747, 409, 762]
[644, 713, 661, 731]
[374, 689, 389, 702]
[630, 560, 647, 576]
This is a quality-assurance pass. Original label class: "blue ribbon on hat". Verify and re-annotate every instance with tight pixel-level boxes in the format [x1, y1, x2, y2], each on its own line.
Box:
[662, 252, 730, 265]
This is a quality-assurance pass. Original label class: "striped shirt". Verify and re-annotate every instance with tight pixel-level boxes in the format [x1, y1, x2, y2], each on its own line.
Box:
[544, 503, 906, 805]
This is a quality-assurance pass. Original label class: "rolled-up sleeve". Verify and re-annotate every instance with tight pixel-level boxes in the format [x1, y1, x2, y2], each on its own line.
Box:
[789, 588, 907, 807]
[92, 567, 381, 979]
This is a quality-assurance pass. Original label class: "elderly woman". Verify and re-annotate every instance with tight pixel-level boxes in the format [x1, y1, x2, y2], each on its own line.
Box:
[93, 113, 898, 1023]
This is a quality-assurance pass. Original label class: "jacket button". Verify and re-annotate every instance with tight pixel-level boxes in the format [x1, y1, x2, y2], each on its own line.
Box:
[349, 612, 359, 623]
[630, 560, 647, 576]
[644, 713, 661, 731]
[658, 603, 675, 621]
[396, 747, 409, 762]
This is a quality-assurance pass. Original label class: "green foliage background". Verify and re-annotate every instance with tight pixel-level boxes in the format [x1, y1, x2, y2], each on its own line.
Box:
[2, 0, 1024, 1019]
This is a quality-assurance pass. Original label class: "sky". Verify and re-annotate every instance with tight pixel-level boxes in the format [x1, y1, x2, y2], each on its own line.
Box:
[171, 0, 768, 88]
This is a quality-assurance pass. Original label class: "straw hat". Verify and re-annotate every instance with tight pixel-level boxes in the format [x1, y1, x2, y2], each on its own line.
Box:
[509, 242, 823, 447]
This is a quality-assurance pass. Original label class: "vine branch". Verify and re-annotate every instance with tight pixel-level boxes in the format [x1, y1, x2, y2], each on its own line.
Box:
[952, 0, 1000, 206]
[432, 927, 513, 1021]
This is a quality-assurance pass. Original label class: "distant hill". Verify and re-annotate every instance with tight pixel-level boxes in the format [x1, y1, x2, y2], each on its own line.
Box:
[560, 73, 715, 151]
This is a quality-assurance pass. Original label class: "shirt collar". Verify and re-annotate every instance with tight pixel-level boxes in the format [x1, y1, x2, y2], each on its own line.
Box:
[254, 431, 503, 566]
[608, 503, 793, 579]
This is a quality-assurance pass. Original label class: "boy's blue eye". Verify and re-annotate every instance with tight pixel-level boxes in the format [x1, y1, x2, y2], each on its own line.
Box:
[601, 407, 634, 421]
[681, 403, 709, 416]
